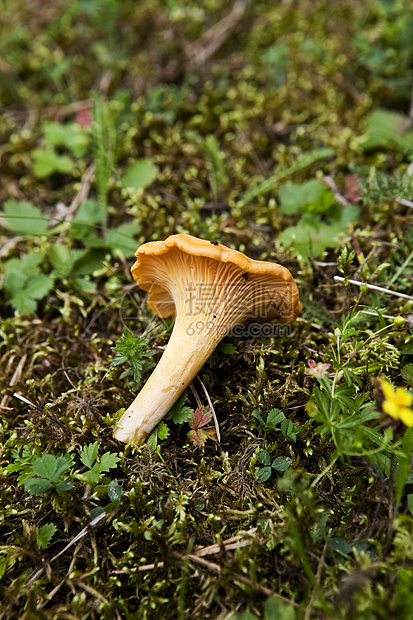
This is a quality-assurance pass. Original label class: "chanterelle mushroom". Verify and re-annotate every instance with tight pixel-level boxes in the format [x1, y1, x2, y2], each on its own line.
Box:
[113, 234, 302, 444]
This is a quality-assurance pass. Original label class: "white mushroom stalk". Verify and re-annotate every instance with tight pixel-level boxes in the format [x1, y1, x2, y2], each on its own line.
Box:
[113, 235, 302, 445]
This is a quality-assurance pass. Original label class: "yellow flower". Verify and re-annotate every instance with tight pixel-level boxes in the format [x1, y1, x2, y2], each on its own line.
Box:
[380, 378, 413, 427]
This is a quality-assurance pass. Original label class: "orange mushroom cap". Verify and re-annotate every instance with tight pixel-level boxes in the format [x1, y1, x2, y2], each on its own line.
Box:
[131, 233, 302, 325]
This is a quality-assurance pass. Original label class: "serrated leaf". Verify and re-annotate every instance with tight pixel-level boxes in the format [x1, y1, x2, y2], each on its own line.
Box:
[3, 200, 49, 235]
[32, 455, 57, 479]
[122, 159, 158, 191]
[24, 478, 52, 495]
[24, 274, 55, 300]
[359, 109, 413, 154]
[36, 523, 57, 550]
[188, 428, 208, 448]
[42, 121, 89, 157]
[279, 221, 345, 258]
[172, 406, 193, 424]
[401, 363, 413, 386]
[218, 342, 238, 355]
[256, 466, 272, 482]
[272, 456, 292, 471]
[108, 479, 122, 501]
[4, 252, 42, 296]
[189, 406, 212, 430]
[98, 452, 120, 472]
[279, 179, 334, 215]
[4, 267, 27, 297]
[157, 422, 169, 441]
[32, 148, 75, 178]
[82, 464, 102, 485]
[80, 442, 99, 469]
[49, 244, 84, 279]
[10, 293, 37, 314]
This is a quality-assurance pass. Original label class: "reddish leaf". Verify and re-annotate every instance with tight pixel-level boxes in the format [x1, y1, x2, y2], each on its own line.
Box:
[75, 107, 92, 129]
[188, 429, 208, 448]
[189, 406, 212, 430]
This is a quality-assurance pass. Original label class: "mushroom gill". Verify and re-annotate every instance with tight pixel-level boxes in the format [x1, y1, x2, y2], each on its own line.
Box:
[113, 234, 302, 445]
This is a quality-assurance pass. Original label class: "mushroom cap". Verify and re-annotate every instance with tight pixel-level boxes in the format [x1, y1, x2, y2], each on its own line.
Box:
[131, 234, 302, 324]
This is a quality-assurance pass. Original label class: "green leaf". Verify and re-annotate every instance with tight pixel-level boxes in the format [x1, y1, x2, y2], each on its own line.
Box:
[281, 419, 296, 442]
[240, 147, 334, 204]
[401, 363, 413, 387]
[395, 426, 413, 505]
[24, 478, 52, 495]
[42, 121, 89, 157]
[49, 244, 84, 279]
[82, 464, 102, 485]
[279, 179, 334, 215]
[329, 537, 353, 555]
[0, 556, 10, 580]
[172, 406, 192, 424]
[264, 595, 296, 620]
[32, 148, 75, 178]
[71, 248, 106, 275]
[359, 109, 413, 154]
[147, 428, 158, 450]
[278, 219, 356, 259]
[157, 422, 169, 441]
[122, 159, 158, 191]
[51, 457, 71, 483]
[98, 452, 120, 472]
[8, 272, 55, 313]
[266, 408, 285, 428]
[36, 523, 57, 550]
[105, 222, 141, 255]
[258, 449, 272, 466]
[407, 494, 413, 516]
[90, 507, 105, 520]
[188, 428, 208, 448]
[32, 455, 58, 479]
[56, 481, 74, 493]
[256, 467, 272, 482]
[9, 293, 37, 314]
[251, 408, 265, 426]
[22, 274, 54, 301]
[80, 442, 99, 469]
[108, 479, 122, 501]
[3, 200, 49, 235]
[4, 268, 28, 297]
[218, 342, 238, 355]
[70, 200, 103, 240]
[272, 456, 292, 472]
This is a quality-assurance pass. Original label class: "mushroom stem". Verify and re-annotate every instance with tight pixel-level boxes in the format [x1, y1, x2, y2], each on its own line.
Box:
[113, 321, 221, 445]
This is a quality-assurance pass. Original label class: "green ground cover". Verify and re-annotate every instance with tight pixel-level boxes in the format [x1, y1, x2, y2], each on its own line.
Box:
[1, 0, 413, 618]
